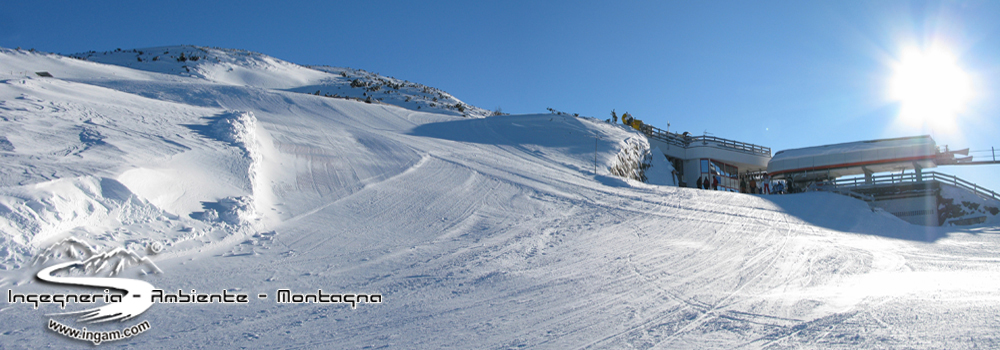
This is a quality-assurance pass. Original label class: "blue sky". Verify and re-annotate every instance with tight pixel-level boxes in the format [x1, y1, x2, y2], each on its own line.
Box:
[2, 0, 998, 190]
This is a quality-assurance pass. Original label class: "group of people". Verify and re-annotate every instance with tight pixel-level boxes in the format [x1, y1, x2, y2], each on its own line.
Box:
[693, 173, 787, 195]
[695, 175, 720, 190]
[739, 173, 784, 195]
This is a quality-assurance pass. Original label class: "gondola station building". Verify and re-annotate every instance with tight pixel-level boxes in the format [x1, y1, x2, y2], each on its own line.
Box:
[636, 122, 999, 226]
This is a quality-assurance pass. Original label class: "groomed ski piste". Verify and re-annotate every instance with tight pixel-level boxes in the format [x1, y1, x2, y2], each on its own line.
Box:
[1, 46, 1000, 349]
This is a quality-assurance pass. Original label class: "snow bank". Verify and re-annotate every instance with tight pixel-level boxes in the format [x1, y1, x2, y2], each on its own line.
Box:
[190, 111, 264, 226]
[0, 176, 165, 265]
[645, 146, 678, 186]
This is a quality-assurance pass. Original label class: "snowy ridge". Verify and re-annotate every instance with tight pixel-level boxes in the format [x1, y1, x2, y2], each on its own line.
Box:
[67, 45, 491, 117]
[304, 65, 493, 118]
[195, 111, 265, 226]
[69, 46, 333, 88]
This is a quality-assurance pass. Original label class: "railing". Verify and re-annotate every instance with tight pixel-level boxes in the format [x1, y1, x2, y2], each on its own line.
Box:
[640, 125, 688, 148]
[833, 171, 999, 201]
[640, 125, 771, 156]
[833, 186, 876, 203]
[806, 181, 875, 202]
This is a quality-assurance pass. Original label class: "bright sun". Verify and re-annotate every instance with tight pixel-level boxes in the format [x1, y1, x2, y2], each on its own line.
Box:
[890, 48, 972, 129]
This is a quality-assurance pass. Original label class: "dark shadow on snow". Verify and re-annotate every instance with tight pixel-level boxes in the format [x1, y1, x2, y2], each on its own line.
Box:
[594, 175, 631, 188]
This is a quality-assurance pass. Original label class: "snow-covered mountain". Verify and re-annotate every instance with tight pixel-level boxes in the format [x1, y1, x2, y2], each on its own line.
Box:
[2, 45, 1000, 349]
[69, 45, 493, 117]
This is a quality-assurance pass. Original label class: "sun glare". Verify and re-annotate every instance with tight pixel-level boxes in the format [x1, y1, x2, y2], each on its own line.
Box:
[890, 48, 972, 130]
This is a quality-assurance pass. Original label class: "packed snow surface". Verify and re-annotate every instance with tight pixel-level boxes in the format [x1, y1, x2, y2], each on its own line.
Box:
[1, 46, 1000, 349]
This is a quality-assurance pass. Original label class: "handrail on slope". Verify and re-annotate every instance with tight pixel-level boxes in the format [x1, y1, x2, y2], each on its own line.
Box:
[832, 171, 999, 201]
[640, 124, 771, 156]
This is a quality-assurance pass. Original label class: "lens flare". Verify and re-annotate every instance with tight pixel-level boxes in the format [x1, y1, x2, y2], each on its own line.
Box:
[890, 48, 972, 130]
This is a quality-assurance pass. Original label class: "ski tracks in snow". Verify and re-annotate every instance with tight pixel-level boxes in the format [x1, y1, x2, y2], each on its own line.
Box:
[576, 196, 805, 349]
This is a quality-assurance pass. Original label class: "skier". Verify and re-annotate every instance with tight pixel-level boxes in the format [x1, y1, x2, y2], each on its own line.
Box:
[762, 174, 771, 195]
[611, 109, 618, 124]
[696, 176, 703, 190]
[712, 176, 719, 191]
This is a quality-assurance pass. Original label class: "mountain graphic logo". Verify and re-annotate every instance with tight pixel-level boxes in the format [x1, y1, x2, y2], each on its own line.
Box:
[33, 238, 162, 323]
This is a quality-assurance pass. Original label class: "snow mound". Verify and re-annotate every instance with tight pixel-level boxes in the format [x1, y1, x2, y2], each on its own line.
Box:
[209, 111, 258, 151]
[191, 195, 256, 226]
[0, 177, 164, 246]
[206, 111, 263, 195]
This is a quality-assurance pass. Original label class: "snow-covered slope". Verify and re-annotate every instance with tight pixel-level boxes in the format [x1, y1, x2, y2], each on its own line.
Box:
[2, 46, 1000, 349]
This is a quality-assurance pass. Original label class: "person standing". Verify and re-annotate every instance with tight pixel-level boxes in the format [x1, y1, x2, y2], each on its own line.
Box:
[712, 176, 719, 191]
[696, 176, 703, 190]
[762, 174, 771, 195]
